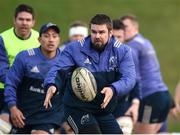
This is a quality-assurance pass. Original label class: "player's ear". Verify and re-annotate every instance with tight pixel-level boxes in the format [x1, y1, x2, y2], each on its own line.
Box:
[32, 19, 35, 27]
[109, 30, 113, 37]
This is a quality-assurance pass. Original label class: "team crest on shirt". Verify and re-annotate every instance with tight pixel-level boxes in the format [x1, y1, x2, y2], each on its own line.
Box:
[109, 56, 117, 70]
[80, 114, 90, 125]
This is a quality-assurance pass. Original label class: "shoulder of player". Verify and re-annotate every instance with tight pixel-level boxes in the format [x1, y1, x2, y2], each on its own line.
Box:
[31, 29, 39, 34]
[0, 27, 14, 36]
[133, 34, 153, 46]
[112, 39, 130, 51]
[112, 39, 124, 48]
[15, 48, 39, 66]
[17, 48, 37, 59]
[64, 38, 86, 51]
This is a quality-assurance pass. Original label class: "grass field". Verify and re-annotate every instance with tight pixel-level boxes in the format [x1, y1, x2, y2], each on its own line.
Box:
[0, 0, 180, 132]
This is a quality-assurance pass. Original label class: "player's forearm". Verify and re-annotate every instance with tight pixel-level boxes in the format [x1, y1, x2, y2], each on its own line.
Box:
[4, 87, 17, 109]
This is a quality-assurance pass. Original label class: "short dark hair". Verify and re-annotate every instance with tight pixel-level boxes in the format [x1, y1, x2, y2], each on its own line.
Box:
[113, 19, 125, 30]
[15, 4, 35, 19]
[90, 14, 112, 31]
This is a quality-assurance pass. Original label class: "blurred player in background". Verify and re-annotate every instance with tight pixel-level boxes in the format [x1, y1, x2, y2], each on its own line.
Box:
[4, 23, 63, 134]
[112, 19, 140, 134]
[120, 14, 171, 134]
[0, 4, 39, 129]
[112, 19, 126, 42]
[60, 20, 88, 51]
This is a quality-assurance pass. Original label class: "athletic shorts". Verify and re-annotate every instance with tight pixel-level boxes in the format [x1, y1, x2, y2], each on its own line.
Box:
[138, 91, 171, 123]
[112, 95, 131, 118]
[64, 105, 122, 134]
[10, 123, 59, 134]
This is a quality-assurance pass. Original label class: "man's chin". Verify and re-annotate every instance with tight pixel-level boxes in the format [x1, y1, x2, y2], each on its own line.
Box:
[93, 44, 101, 49]
[92, 43, 105, 51]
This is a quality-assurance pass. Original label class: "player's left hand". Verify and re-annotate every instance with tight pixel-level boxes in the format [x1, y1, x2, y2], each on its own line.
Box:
[125, 98, 140, 123]
[101, 87, 113, 109]
[43, 86, 57, 109]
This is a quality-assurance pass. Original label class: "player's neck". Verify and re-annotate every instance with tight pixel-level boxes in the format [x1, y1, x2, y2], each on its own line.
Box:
[40, 47, 57, 59]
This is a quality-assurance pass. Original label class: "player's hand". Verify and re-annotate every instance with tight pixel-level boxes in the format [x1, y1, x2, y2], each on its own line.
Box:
[125, 99, 140, 124]
[170, 103, 180, 119]
[43, 86, 57, 109]
[101, 87, 113, 109]
[172, 82, 180, 118]
[10, 106, 25, 128]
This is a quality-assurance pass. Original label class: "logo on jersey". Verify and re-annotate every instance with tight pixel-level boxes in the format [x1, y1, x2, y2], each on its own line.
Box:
[30, 66, 40, 73]
[29, 86, 45, 94]
[113, 40, 122, 48]
[80, 114, 90, 125]
[109, 56, 117, 70]
[84, 57, 92, 65]
[49, 128, 55, 134]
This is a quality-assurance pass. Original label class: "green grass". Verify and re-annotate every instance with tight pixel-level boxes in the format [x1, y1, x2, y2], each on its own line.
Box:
[0, 0, 180, 132]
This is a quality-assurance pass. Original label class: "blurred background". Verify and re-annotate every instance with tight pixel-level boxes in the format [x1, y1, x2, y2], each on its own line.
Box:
[0, 0, 180, 132]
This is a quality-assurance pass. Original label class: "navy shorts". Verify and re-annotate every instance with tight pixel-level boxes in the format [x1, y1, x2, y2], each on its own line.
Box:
[64, 105, 122, 134]
[138, 91, 171, 123]
[11, 123, 59, 134]
[112, 95, 131, 118]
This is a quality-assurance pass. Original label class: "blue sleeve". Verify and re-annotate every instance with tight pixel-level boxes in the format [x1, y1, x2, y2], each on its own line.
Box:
[4, 52, 25, 108]
[0, 36, 9, 83]
[129, 82, 142, 100]
[111, 46, 136, 96]
[44, 45, 75, 91]
[131, 48, 142, 99]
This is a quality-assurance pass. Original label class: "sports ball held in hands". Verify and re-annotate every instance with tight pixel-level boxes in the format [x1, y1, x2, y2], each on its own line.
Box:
[71, 67, 97, 102]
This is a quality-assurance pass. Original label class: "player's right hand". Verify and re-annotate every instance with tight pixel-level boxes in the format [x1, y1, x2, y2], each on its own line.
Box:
[10, 106, 25, 128]
[43, 85, 57, 109]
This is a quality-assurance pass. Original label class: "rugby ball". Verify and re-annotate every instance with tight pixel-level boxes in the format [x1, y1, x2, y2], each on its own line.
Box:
[0, 119, 12, 134]
[71, 67, 97, 102]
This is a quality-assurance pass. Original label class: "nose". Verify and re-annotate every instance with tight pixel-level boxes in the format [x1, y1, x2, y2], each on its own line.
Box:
[95, 33, 100, 38]
[21, 20, 27, 25]
[49, 36, 53, 41]
[49, 35, 55, 42]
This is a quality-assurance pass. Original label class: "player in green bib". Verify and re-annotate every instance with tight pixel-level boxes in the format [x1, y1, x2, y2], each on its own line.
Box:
[0, 4, 39, 113]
